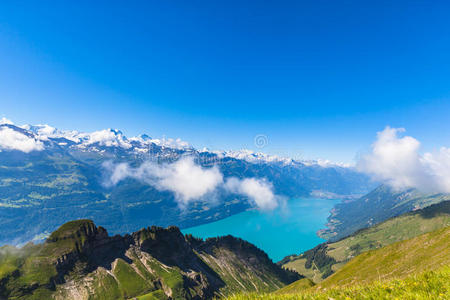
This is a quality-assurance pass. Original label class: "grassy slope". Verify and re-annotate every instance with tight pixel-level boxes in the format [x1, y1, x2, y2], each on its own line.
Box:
[229, 226, 450, 299]
[274, 278, 315, 295]
[319, 185, 450, 241]
[199, 247, 284, 295]
[226, 266, 450, 299]
[282, 200, 450, 281]
[318, 226, 450, 288]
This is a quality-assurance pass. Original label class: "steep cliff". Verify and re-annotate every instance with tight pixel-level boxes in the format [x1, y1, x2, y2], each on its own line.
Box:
[0, 220, 300, 299]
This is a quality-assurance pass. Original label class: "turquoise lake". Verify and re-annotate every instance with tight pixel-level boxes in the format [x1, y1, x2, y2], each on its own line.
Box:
[182, 198, 340, 262]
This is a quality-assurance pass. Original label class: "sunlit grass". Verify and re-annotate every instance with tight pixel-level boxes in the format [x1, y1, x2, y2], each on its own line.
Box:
[226, 265, 450, 299]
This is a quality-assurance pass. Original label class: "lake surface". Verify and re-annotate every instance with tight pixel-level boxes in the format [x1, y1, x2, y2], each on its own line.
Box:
[182, 197, 340, 262]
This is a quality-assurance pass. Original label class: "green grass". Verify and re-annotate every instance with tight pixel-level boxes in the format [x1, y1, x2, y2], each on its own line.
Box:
[328, 201, 450, 263]
[0, 246, 21, 278]
[266, 226, 450, 299]
[137, 290, 167, 300]
[226, 265, 450, 299]
[319, 226, 450, 289]
[318, 185, 450, 241]
[283, 201, 450, 281]
[197, 246, 287, 296]
[0, 220, 101, 294]
[89, 271, 122, 300]
[143, 257, 185, 299]
[113, 258, 151, 298]
[19, 256, 57, 286]
[275, 278, 315, 294]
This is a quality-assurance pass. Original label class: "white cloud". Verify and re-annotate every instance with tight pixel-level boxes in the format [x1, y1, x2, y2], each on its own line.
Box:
[224, 149, 294, 165]
[0, 127, 44, 153]
[0, 117, 13, 125]
[357, 126, 450, 193]
[104, 156, 279, 209]
[86, 129, 131, 149]
[421, 147, 450, 192]
[149, 137, 190, 149]
[225, 177, 278, 210]
[103, 157, 223, 207]
[153, 157, 223, 205]
[301, 159, 352, 168]
[32, 124, 57, 136]
[105, 161, 130, 185]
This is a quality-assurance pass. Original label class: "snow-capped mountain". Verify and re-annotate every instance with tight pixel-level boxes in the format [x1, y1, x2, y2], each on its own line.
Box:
[0, 119, 349, 168]
[0, 119, 376, 245]
[18, 124, 191, 151]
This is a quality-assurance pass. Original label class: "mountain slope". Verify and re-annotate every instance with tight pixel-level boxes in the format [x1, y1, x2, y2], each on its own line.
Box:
[317, 225, 450, 289]
[0, 220, 300, 300]
[226, 266, 450, 299]
[281, 200, 450, 281]
[230, 226, 450, 299]
[318, 184, 450, 241]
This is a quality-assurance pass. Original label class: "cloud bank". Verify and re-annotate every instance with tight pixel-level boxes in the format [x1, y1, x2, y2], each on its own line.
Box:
[0, 126, 44, 153]
[103, 156, 279, 209]
[224, 177, 278, 210]
[357, 126, 450, 193]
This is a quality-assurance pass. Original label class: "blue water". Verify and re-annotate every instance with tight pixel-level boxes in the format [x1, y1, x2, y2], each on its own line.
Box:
[182, 198, 340, 262]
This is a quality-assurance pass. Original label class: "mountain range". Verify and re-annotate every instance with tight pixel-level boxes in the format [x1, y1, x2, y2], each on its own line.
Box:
[1, 201, 449, 299]
[0, 219, 300, 299]
[0, 122, 375, 245]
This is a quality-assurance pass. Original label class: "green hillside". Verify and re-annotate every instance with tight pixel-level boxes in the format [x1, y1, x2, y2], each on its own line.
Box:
[274, 278, 315, 295]
[318, 225, 450, 289]
[228, 226, 450, 299]
[281, 200, 450, 281]
[0, 220, 300, 300]
[319, 185, 450, 241]
[227, 266, 450, 299]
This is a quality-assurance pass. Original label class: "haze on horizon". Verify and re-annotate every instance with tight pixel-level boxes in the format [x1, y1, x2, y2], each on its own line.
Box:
[1, 1, 450, 163]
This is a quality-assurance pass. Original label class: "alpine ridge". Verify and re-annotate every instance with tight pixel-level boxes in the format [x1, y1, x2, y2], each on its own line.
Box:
[0, 220, 300, 299]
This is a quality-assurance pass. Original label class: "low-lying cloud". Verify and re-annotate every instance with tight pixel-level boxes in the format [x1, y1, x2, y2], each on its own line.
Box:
[225, 177, 278, 210]
[103, 156, 279, 209]
[357, 126, 450, 193]
[104, 157, 223, 206]
[0, 126, 44, 153]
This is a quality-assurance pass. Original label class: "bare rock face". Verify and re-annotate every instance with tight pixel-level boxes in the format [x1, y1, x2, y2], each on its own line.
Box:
[0, 220, 301, 300]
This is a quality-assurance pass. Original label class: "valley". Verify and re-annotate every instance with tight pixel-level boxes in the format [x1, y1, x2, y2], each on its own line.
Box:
[183, 197, 340, 262]
[0, 123, 374, 246]
[1, 122, 450, 300]
[281, 200, 450, 281]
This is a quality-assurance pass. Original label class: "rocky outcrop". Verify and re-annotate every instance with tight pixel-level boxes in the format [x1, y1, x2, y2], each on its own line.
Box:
[0, 220, 301, 299]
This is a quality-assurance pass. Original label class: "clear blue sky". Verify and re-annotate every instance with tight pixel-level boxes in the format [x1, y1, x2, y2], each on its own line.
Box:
[1, 0, 450, 163]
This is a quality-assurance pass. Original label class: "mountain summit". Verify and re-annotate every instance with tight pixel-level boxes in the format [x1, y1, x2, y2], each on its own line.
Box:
[0, 220, 300, 299]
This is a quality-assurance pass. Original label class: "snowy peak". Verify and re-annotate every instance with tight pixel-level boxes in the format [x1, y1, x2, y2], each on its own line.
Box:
[0, 119, 350, 168]
[0, 120, 192, 154]
[81, 128, 131, 149]
[302, 159, 352, 168]
[220, 149, 295, 165]
[0, 123, 45, 153]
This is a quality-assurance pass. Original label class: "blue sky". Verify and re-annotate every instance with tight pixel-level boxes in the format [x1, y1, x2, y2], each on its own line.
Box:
[1, 0, 450, 163]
